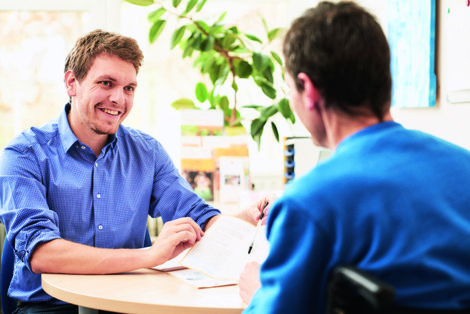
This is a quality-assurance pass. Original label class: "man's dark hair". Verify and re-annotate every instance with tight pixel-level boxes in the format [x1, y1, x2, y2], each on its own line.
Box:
[64, 29, 144, 82]
[283, 1, 392, 120]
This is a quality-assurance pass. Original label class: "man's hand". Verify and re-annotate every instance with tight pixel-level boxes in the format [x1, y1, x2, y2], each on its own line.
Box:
[239, 261, 261, 304]
[149, 217, 203, 266]
[236, 194, 276, 226]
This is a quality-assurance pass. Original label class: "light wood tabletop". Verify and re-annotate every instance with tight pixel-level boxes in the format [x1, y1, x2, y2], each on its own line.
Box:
[42, 268, 246, 314]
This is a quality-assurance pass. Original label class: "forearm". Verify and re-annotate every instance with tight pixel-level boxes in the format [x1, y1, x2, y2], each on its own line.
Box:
[31, 238, 155, 274]
[232, 208, 254, 225]
[203, 214, 221, 230]
[31, 217, 203, 275]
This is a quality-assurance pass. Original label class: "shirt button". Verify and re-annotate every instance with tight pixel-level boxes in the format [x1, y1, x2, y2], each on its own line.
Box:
[97, 194, 101, 199]
[98, 225, 103, 230]
[95, 162, 98, 167]
[81, 146, 86, 149]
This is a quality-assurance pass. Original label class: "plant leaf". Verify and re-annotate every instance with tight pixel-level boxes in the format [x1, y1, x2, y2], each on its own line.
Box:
[262, 65, 274, 84]
[250, 118, 266, 150]
[252, 52, 270, 72]
[232, 81, 239, 92]
[194, 20, 210, 33]
[182, 45, 194, 58]
[259, 13, 269, 35]
[218, 96, 230, 115]
[208, 88, 216, 109]
[221, 34, 237, 50]
[171, 98, 196, 110]
[149, 20, 167, 43]
[267, 27, 284, 42]
[172, 0, 182, 8]
[261, 82, 277, 99]
[289, 111, 296, 124]
[184, 0, 198, 14]
[200, 55, 215, 74]
[124, 0, 154, 6]
[278, 98, 292, 119]
[196, 0, 208, 12]
[208, 25, 226, 36]
[200, 35, 215, 52]
[250, 118, 266, 137]
[271, 121, 280, 142]
[214, 64, 230, 86]
[195, 82, 208, 102]
[171, 25, 186, 49]
[260, 105, 278, 120]
[209, 60, 229, 85]
[242, 104, 264, 110]
[228, 26, 239, 34]
[245, 34, 262, 44]
[234, 60, 252, 79]
[148, 7, 166, 22]
[188, 32, 203, 51]
[270, 51, 283, 66]
[214, 11, 227, 25]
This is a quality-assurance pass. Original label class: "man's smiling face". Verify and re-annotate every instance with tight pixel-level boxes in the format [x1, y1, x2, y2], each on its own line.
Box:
[67, 52, 137, 140]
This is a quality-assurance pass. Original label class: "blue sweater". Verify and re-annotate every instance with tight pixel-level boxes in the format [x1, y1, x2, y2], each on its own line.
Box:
[244, 122, 470, 313]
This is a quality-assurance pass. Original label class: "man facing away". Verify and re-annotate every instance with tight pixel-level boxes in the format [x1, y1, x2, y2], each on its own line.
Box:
[0, 29, 265, 314]
[239, 1, 470, 313]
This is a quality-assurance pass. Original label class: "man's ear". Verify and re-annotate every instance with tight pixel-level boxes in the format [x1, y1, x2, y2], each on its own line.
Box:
[64, 70, 77, 97]
[297, 72, 321, 111]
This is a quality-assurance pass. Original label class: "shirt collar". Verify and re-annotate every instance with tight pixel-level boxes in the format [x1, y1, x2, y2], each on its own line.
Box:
[58, 103, 120, 154]
[59, 103, 79, 153]
[336, 121, 401, 154]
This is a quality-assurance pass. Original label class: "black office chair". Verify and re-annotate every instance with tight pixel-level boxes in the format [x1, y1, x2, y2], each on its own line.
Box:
[325, 266, 395, 314]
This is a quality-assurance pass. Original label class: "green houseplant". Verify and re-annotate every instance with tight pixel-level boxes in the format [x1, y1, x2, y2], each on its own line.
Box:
[124, 0, 295, 148]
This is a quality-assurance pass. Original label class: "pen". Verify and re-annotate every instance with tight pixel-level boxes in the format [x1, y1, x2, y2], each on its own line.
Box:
[248, 201, 269, 254]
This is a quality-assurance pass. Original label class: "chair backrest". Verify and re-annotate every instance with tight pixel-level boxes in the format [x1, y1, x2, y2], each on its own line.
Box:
[325, 266, 395, 314]
[1, 237, 17, 314]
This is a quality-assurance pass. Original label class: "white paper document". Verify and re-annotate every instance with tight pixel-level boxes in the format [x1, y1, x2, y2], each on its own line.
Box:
[153, 215, 270, 288]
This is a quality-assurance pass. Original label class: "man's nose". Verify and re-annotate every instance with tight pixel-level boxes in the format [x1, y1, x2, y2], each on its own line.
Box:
[110, 87, 125, 104]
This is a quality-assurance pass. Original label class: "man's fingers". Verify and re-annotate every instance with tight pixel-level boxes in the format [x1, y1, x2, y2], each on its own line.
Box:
[167, 217, 204, 239]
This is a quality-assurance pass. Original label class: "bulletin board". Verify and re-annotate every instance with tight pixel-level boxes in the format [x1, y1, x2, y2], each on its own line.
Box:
[445, 3, 470, 103]
[387, 0, 436, 108]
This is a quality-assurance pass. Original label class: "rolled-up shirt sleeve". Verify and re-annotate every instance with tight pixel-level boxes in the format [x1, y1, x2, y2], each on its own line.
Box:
[0, 144, 62, 270]
[149, 140, 220, 227]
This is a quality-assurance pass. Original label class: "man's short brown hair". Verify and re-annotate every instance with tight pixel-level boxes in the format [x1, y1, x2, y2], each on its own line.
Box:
[283, 1, 391, 120]
[64, 29, 144, 82]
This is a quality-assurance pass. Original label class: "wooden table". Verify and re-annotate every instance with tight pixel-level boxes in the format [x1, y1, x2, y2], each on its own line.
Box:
[42, 268, 246, 314]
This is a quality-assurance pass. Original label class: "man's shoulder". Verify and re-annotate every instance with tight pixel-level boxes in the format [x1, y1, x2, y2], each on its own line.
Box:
[116, 125, 162, 150]
[280, 168, 333, 208]
[6, 119, 60, 152]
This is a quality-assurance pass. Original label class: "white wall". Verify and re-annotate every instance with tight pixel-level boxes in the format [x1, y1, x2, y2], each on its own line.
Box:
[183, 0, 470, 188]
[390, 0, 470, 150]
[2, 0, 469, 186]
[332, 0, 470, 150]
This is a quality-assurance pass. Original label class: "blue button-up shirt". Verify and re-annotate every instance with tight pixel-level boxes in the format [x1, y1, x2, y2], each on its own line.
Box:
[0, 104, 220, 303]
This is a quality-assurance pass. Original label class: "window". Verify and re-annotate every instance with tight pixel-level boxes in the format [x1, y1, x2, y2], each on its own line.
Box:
[0, 0, 119, 149]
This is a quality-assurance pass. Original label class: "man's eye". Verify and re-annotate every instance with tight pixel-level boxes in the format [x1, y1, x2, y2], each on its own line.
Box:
[100, 81, 111, 87]
[125, 86, 135, 92]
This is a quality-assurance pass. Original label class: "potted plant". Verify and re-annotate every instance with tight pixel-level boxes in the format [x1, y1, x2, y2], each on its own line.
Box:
[124, 0, 296, 148]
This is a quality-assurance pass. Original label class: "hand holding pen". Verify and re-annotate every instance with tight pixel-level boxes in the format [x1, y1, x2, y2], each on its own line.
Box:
[248, 201, 269, 254]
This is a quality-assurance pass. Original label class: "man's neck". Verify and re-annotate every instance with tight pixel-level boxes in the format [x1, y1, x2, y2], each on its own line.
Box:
[67, 113, 110, 157]
[323, 110, 393, 150]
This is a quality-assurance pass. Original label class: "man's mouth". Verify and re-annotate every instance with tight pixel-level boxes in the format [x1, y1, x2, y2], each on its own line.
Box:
[100, 108, 120, 116]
